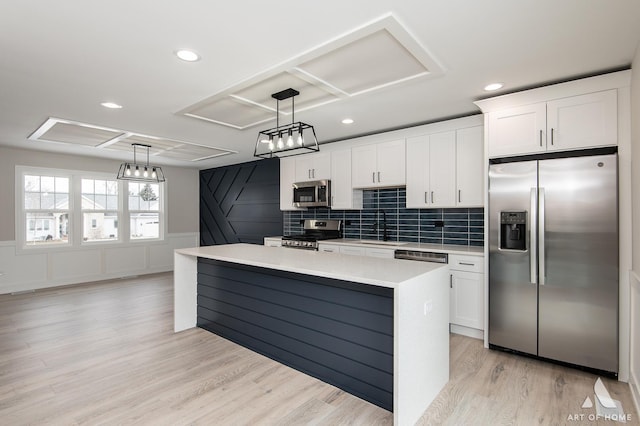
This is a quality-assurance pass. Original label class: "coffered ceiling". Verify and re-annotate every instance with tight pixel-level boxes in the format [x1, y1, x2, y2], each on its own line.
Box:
[0, 1, 639, 169]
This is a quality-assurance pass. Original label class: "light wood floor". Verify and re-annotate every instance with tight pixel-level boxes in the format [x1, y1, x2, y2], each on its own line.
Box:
[0, 273, 636, 425]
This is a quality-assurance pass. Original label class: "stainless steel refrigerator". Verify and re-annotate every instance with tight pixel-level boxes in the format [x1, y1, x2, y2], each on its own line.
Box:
[488, 150, 618, 375]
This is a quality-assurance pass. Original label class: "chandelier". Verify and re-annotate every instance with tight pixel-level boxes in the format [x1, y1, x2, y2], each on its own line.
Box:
[254, 88, 319, 158]
[116, 143, 165, 182]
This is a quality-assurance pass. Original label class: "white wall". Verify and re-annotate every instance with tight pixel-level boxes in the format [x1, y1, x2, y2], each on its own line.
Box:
[0, 146, 200, 294]
[629, 45, 640, 412]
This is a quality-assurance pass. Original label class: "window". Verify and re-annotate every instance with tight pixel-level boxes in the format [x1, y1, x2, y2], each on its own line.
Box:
[17, 167, 165, 250]
[82, 178, 119, 242]
[23, 174, 70, 246]
[128, 182, 161, 240]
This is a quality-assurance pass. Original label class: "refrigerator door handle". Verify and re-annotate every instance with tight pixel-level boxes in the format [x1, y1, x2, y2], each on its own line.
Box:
[539, 187, 546, 285]
[530, 187, 538, 284]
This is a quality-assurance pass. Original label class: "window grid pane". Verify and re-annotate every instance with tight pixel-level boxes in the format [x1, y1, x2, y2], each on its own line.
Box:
[25, 212, 69, 245]
[82, 178, 118, 211]
[83, 212, 119, 242]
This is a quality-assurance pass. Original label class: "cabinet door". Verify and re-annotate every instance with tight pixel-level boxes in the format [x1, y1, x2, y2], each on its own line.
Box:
[311, 152, 331, 180]
[456, 126, 484, 207]
[546, 89, 617, 151]
[331, 149, 362, 210]
[376, 139, 406, 186]
[428, 131, 456, 207]
[340, 246, 366, 256]
[317, 243, 341, 253]
[405, 136, 430, 208]
[280, 157, 302, 211]
[351, 144, 378, 188]
[450, 270, 484, 329]
[487, 103, 546, 158]
[295, 152, 331, 181]
[294, 156, 315, 181]
[264, 237, 282, 247]
[365, 247, 395, 259]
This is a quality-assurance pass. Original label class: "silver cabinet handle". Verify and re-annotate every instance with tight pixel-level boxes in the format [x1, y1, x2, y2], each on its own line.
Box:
[458, 189, 461, 203]
[308, 169, 311, 179]
[539, 129, 543, 146]
[431, 191, 434, 203]
[372, 172, 376, 183]
[450, 274, 453, 288]
[425, 192, 428, 204]
[550, 128, 554, 145]
[530, 188, 537, 284]
[312, 169, 316, 178]
[377, 171, 381, 182]
[539, 187, 546, 285]
[459, 262, 474, 266]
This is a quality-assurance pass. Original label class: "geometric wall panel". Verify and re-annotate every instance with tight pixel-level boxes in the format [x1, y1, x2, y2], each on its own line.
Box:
[200, 158, 282, 246]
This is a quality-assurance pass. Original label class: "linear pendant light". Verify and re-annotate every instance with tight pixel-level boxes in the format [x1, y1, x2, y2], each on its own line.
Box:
[117, 143, 165, 182]
[254, 88, 319, 158]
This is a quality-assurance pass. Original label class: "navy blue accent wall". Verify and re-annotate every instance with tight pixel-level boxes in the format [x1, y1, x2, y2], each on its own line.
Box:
[197, 257, 394, 411]
[200, 158, 282, 246]
[284, 188, 484, 246]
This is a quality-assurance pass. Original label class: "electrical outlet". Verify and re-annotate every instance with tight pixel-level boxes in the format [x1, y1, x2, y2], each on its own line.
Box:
[423, 300, 433, 315]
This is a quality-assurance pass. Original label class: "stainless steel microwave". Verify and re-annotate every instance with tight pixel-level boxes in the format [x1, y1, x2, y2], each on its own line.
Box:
[292, 180, 331, 207]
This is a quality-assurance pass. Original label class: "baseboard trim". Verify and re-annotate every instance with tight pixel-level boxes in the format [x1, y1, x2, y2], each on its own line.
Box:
[450, 324, 483, 340]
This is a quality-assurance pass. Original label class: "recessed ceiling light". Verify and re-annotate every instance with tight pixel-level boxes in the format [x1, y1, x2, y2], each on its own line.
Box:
[176, 49, 200, 62]
[342, 118, 354, 124]
[101, 102, 123, 109]
[484, 82, 504, 91]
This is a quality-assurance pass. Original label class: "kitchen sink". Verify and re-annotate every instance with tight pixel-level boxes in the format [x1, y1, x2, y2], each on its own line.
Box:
[357, 240, 408, 246]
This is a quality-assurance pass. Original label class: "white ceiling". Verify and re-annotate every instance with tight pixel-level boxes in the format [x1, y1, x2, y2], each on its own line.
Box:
[1, 1, 639, 169]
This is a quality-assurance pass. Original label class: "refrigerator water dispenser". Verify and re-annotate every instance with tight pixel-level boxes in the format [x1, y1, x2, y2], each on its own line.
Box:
[500, 211, 526, 251]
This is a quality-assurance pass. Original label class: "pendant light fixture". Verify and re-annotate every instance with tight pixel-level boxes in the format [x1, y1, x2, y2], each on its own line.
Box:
[254, 88, 319, 158]
[117, 143, 165, 182]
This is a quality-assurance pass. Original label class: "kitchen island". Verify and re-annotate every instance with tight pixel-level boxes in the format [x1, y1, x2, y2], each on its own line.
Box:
[174, 244, 449, 425]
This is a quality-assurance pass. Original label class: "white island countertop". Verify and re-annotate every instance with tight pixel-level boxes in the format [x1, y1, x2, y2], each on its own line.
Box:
[176, 243, 445, 289]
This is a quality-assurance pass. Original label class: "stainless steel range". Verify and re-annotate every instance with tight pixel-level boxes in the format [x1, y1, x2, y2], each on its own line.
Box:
[281, 219, 341, 250]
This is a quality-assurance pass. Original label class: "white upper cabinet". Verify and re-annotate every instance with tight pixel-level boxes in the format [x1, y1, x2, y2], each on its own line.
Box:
[406, 125, 483, 208]
[331, 149, 362, 210]
[352, 139, 406, 188]
[487, 103, 546, 158]
[487, 89, 617, 158]
[294, 152, 331, 181]
[428, 131, 456, 207]
[280, 157, 304, 211]
[546, 90, 617, 151]
[405, 135, 430, 208]
[455, 126, 484, 207]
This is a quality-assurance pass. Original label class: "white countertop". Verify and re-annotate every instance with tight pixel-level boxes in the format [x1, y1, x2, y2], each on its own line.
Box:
[175, 243, 445, 288]
[265, 236, 484, 257]
[323, 239, 484, 256]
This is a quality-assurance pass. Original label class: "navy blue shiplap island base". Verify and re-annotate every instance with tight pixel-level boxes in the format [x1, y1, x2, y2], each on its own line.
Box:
[174, 244, 449, 425]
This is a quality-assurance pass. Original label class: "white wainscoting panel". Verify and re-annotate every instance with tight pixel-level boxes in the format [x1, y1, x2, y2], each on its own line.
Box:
[630, 270, 640, 417]
[50, 249, 102, 281]
[104, 246, 147, 274]
[0, 243, 47, 289]
[0, 233, 198, 294]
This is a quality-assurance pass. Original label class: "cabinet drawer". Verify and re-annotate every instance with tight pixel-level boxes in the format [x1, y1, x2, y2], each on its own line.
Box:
[449, 255, 484, 273]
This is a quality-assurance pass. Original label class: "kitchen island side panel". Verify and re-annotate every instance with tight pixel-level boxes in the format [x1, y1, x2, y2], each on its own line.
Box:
[196, 257, 394, 411]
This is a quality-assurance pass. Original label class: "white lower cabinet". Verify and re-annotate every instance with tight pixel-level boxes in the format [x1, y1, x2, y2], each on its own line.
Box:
[364, 247, 395, 259]
[449, 255, 484, 332]
[317, 243, 394, 259]
[263, 237, 282, 247]
[317, 243, 341, 253]
[339, 246, 366, 256]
